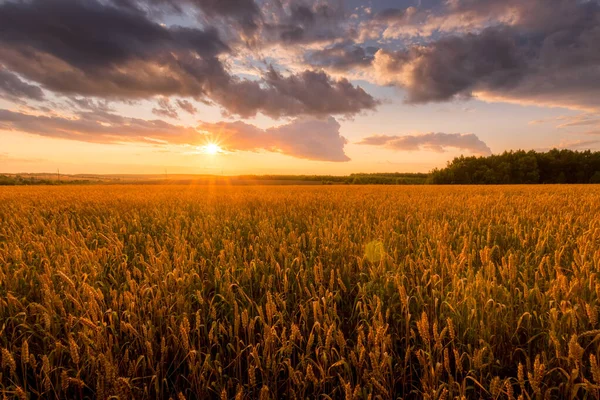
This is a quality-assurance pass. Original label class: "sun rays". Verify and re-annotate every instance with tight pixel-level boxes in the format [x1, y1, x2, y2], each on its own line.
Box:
[202, 143, 222, 155]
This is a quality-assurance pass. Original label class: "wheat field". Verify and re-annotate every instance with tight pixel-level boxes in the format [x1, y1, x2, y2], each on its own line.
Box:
[1, 185, 599, 399]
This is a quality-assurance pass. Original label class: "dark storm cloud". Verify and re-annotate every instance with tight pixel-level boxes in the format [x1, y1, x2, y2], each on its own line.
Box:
[0, 0, 378, 118]
[358, 133, 492, 155]
[0, 67, 44, 101]
[371, 0, 600, 110]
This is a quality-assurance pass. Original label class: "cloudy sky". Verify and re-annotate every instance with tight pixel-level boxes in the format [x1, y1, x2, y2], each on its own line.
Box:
[1, 0, 599, 175]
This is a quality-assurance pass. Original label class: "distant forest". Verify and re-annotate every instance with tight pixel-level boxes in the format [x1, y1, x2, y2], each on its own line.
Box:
[430, 149, 600, 184]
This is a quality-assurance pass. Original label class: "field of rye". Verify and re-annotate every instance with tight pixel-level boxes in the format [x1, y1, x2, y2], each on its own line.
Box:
[1, 185, 600, 399]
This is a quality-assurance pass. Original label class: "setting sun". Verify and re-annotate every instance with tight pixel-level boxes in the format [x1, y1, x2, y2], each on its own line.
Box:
[202, 143, 222, 155]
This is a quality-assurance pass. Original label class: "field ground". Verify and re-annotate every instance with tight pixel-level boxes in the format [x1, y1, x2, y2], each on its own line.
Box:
[1, 185, 599, 399]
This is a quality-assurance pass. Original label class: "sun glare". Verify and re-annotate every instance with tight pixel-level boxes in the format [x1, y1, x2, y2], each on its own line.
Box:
[203, 143, 222, 155]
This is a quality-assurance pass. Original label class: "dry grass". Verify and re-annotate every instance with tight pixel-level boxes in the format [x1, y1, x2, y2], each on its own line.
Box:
[0, 185, 599, 399]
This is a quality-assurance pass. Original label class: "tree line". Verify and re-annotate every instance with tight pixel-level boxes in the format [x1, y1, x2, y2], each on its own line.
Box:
[429, 149, 600, 184]
[0, 175, 92, 186]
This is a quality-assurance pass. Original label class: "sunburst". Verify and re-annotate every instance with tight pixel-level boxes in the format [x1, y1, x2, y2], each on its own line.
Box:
[202, 143, 222, 155]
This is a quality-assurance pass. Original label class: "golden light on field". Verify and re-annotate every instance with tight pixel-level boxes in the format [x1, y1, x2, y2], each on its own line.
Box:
[2, 185, 600, 399]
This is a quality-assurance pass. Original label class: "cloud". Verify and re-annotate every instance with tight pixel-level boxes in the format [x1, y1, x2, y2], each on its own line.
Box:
[0, 109, 202, 145]
[361, 6, 437, 39]
[369, 0, 600, 111]
[152, 98, 179, 119]
[0, 0, 230, 98]
[362, 1, 520, 40]
[212, 68, 379, 118]
[527, 113, 600, 133]
[263, 68, 378, 116]
[122, 0, 349, 45]
[199, 117, 350, 161]
[557, 119, 600, 129]
[111, 0, 261, 36]
[0, 108, 349, 161]
[68, 98, 113, 113]
[0, 0, 377, 118]
[556, 139, 600, 150]
[176, 100, 198, 115]
[357, 133, 492, 155]
[0, 67, 44, 102]
[263, 1, 348, 45]
[372, 7, 415, 23]
[304, 42, 378, 71]
[373, 28, 527, 104]
[186, 0, 261, 35]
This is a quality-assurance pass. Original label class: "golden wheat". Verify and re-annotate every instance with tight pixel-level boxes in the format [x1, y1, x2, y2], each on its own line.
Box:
[0, 185, 599, 399]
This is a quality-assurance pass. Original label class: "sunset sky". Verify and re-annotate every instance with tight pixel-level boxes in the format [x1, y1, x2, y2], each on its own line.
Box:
[1, 0, 599, 175]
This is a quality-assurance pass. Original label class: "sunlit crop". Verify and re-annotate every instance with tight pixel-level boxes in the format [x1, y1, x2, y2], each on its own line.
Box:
[1, 185, 599, 399]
